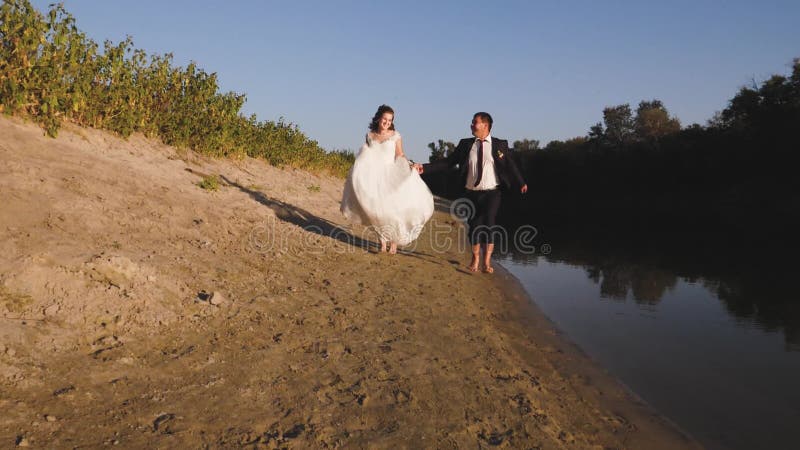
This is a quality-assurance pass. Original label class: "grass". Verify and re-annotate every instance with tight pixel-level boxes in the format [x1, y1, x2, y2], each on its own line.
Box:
[0, 286, 33, 313]
[199, 175, 220, 191]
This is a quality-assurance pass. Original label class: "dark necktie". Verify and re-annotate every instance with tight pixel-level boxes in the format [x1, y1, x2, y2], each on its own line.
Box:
[473, 138, 484, 187]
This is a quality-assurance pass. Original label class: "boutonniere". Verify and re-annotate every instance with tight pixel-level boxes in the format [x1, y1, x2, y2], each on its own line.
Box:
[497, 150, 505, 159]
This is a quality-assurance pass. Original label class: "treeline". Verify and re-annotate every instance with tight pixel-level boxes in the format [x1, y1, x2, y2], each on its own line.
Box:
[427, 58, 800, 239]
[0, 0, 353, 176]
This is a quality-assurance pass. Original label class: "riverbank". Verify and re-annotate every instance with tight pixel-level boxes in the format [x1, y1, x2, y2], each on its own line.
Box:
[0, 116, 697, 448]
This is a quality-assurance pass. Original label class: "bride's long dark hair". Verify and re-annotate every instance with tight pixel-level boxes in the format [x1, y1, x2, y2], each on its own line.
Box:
[368, 104, 395, 132]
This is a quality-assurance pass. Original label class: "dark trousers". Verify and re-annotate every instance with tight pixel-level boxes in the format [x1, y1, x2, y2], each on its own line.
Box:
[465, 188, 502, 245]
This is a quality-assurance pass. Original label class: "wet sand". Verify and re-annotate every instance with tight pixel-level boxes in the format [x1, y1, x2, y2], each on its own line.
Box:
[0, 116, 699, 448]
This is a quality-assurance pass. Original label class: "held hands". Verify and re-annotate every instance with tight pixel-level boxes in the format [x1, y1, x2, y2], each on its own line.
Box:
[403, 157, 424, 174]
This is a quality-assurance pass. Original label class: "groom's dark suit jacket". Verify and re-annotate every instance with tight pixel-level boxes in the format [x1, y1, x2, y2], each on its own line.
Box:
[423, 137, 526, 193]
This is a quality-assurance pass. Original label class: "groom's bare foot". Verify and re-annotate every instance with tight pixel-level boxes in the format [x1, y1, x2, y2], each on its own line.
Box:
[468, 255, 480, 272]
[482, 257, 494, 273]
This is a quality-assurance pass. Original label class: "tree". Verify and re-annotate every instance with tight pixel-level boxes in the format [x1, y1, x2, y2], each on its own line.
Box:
[634, 99, 681, 141]
[588, 122, 604, 140]
[602, 104, 635, 146]
[428, 139, 455, 162]
[587, 122, 606, 150]
[512, 138, 540, 152]
[715, 59, 800, 132]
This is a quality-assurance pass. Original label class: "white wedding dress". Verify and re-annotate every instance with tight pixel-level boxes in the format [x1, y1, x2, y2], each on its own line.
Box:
[341, 131, 434, 246]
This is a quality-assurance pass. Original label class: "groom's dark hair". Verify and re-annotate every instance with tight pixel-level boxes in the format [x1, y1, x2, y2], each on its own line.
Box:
[474, 112, 493, 130]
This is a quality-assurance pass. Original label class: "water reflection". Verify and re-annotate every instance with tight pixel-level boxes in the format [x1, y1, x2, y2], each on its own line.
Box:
[500, 226, 800, 351]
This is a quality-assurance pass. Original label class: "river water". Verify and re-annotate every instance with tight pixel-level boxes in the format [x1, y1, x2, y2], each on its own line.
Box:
[497, 235, 800, 450]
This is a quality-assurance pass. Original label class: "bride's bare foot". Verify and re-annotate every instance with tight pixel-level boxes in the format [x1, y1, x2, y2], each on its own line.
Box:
[389, 242, 397, 254]
[379, 240, 387, 253]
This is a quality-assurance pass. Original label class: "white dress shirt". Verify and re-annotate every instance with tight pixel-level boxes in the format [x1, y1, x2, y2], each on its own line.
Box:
[465, 135, 499, 190]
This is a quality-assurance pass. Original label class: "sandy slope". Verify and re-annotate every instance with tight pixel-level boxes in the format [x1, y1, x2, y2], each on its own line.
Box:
[0, 116, 699, 448]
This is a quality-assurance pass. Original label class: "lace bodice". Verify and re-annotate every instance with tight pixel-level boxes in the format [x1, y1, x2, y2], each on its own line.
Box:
[366, 131, 401, 146]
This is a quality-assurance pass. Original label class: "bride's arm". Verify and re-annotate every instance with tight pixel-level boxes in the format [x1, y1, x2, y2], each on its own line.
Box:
[395, 137, 420, 171]
[394, 137, 406, 159]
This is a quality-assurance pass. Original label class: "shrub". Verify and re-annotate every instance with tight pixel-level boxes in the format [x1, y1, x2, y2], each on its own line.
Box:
[0, 0, 352, 177]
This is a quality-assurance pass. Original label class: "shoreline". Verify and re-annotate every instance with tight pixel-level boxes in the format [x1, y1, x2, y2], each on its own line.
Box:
[1, 115, 700, 447]
[489, 261, 700, 448]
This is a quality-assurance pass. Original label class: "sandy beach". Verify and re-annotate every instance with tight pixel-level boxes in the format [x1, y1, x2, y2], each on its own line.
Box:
[0, 116, 699, 448]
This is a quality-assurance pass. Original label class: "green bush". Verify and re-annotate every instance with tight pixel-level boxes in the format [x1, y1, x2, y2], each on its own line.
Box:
[0, 0, 352, 177]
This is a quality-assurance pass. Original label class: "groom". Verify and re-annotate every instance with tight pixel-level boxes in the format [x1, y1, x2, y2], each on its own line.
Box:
[414, 112, 527, 273]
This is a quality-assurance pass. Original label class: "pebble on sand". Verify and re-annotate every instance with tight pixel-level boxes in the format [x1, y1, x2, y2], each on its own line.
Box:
[209, 291, 226, 306]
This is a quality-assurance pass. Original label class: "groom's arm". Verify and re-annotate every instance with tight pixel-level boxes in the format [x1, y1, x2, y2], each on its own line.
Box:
[505, 144, 528, 193]
[510, 158, 528, 193]
[422, 139, 469, 174]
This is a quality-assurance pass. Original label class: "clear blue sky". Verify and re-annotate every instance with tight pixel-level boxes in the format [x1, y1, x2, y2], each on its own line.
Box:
[30, 0, 800, 162]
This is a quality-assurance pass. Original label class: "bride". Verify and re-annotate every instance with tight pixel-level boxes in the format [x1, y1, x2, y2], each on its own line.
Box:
[341, 105, 434, 254]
